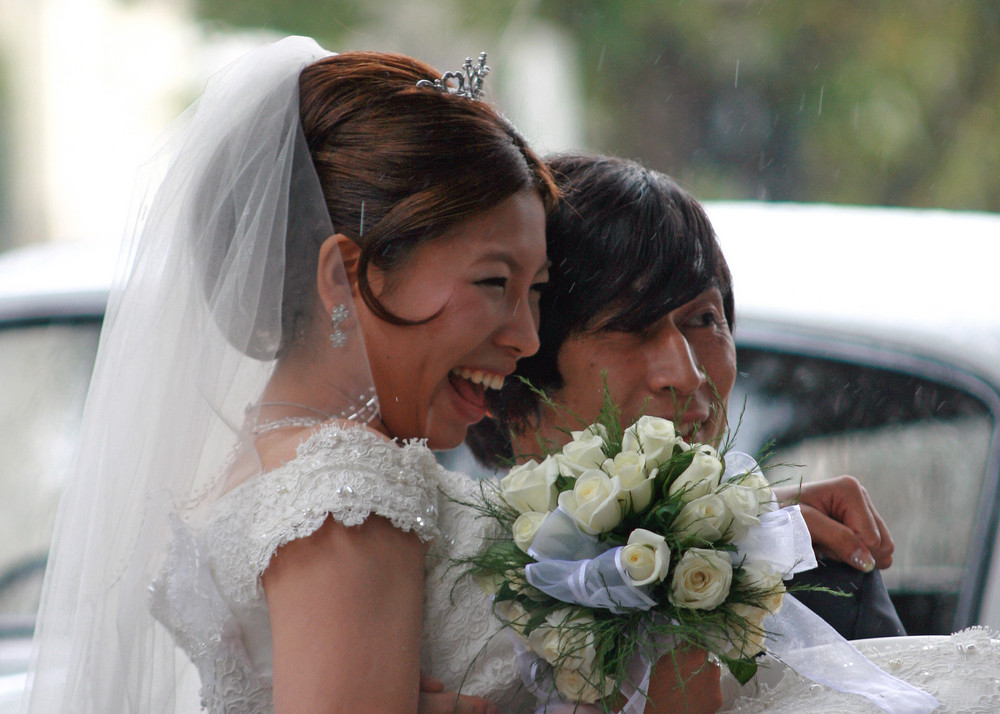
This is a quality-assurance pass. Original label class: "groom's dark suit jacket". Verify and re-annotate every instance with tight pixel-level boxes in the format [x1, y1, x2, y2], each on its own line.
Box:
[789, 559, 906, 640]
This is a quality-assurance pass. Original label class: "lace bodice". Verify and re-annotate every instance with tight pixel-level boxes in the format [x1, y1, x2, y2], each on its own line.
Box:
[720, 627, 1000, 713]
[150, 423, 532, 713]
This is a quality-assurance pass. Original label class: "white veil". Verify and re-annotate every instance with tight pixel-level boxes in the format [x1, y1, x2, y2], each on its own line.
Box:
[21, 36, 378, 713]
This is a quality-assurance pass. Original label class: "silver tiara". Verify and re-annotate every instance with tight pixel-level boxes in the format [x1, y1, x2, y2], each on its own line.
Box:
[416, 52, 490, 100]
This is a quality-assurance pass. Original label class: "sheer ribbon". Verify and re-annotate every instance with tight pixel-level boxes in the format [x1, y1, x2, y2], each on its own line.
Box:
[763, 596, 939, 713]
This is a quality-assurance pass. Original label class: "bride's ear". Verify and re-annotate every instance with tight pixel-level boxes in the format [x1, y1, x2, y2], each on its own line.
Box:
[317, 233, 361, 312]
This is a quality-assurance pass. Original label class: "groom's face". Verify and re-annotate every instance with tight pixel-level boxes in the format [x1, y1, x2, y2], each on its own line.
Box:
[531, 288, 736, 450]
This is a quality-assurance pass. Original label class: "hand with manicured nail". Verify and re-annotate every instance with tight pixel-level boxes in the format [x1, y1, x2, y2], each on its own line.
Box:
[418, 672, 500, 714]
[773, 475, 894, 572]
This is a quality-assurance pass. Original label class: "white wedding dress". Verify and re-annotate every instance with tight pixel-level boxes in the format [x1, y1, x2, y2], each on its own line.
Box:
[150, 422, 535, 713]
[145, 420, 1000, 714]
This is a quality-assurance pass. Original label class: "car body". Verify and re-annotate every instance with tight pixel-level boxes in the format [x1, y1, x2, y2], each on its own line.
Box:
[0, 203, 998, 707]
[708, 202, 1000, 636]
[0, 241, 113, 708]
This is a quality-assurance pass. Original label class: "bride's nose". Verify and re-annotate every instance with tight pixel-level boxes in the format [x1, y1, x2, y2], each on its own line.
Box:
[645, 323, 706, 396]
[494, 295, 541, 357]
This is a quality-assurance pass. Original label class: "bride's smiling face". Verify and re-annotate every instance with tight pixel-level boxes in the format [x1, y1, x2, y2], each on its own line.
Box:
[356, 191, 548, 449]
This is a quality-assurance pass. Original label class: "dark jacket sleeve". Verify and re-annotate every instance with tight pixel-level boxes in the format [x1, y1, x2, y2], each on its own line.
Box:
[788, 559, 906, 640]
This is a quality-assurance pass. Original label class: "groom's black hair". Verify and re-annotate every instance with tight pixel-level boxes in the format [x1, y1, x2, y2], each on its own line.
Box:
[467, 153, 734, 467]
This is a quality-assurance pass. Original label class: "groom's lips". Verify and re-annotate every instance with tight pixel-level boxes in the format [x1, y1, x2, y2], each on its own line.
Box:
[677, 423, 703, 443]
[661, 413, 709, 443]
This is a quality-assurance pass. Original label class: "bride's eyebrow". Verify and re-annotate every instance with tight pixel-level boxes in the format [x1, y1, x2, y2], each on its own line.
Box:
[473, 252, 551, 276]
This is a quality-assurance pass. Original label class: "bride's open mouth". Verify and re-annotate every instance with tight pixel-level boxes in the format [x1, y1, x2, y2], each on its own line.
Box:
[448, 368, 505, 413]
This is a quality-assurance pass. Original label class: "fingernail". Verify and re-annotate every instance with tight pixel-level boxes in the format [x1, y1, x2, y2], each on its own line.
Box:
[852, 550, 875, 572]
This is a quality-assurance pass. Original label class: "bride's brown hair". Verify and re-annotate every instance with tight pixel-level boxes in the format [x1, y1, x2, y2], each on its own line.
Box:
[297, 51, 557, 327]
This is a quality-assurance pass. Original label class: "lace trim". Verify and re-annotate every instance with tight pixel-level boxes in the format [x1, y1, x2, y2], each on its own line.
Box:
[150, 518, 274, 714]
[721, 627, 1000, 713]
[207, 423, 442, 605]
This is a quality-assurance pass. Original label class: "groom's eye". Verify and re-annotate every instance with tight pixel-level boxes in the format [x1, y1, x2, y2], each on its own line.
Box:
[686, 309, 723, 328]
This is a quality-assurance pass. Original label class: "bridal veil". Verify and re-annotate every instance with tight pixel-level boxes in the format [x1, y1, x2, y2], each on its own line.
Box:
[21, 37, 378, 712]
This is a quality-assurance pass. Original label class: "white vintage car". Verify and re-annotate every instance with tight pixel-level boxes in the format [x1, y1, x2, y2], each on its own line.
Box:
[709, 202, 1000, 637]
[1, 203, 998, 708]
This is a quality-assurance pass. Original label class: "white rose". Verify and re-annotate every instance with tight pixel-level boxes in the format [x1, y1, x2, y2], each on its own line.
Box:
[572, 423, 608, 441]
[740, 562, 787, 614]
[512, 511, 549, 553]
[556, 430, 608, 477]
[558, 470, 624, 534]
[669, 548, 733, 610]
[717, 484, 761, 541]
[472, 570, 504, 595]
[740, 561, 783, 590]
[527, 609, 597, 668]
[667, 445, 723, 502]
[621, 415, 683, 468]
[494, 598, 532, 638]
[736, 470, 778, 514]
[554, 665, 615, 704]
[604, 450, 656, 512]
[501, 456, 559, 514]
[725, 602, 769, 658]
[507, 573, 549, 602]
[620, 528, 671, 586]
[672, 493, 729, 543]
[526, 609, 614, 703]
[762, 581, 787, 615]
[604, 450, 646, 488]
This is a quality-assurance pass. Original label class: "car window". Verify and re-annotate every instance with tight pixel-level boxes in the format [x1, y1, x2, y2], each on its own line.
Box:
[730, 345, 997, 635]
[0, 320, 100, 627]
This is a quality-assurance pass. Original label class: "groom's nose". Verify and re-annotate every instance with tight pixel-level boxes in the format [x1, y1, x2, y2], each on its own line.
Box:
[643, 322, 706, 397]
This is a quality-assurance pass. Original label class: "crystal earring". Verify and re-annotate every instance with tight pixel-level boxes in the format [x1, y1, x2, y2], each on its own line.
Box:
[329, 304, 349, 348]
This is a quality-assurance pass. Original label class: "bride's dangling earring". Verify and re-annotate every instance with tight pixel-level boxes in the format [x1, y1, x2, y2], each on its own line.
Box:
[330, 304, 348, 347]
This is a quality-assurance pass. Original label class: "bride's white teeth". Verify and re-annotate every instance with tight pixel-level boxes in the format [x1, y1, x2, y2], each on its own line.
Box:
[450, 368, 505, 391]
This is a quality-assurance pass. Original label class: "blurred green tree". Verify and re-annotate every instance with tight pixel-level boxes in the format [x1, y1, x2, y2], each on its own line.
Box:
[190, 0, 1000, 211]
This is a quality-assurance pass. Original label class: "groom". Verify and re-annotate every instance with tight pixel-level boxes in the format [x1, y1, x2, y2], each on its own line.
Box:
[458, 153, 905, 642]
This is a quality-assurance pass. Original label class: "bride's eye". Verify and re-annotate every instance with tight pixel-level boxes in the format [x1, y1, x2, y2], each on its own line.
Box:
[476, 277, 508, 291]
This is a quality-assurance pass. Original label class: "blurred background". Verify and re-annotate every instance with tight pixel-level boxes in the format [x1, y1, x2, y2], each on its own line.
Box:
[1, 4, 999, 678]
[1, 0, 997, 252]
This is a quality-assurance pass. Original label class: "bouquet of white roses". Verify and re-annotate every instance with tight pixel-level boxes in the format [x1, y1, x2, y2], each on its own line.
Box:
[465, 410, 816, 711]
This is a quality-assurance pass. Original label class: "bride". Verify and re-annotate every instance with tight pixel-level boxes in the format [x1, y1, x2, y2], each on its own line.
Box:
[21, 37, 561, 713]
